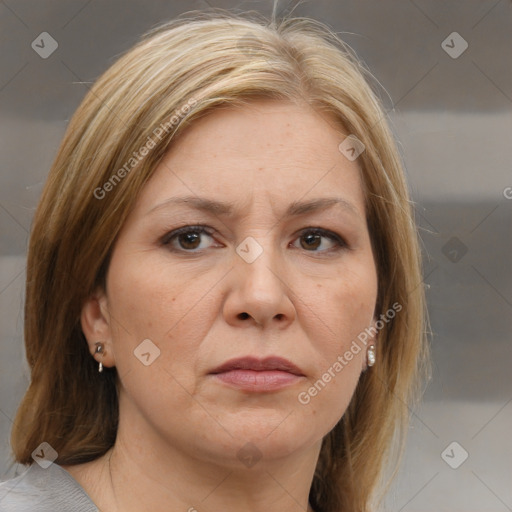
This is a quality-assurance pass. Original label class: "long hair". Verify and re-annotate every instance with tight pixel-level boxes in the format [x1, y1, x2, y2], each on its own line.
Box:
[10, 8, 429, 512]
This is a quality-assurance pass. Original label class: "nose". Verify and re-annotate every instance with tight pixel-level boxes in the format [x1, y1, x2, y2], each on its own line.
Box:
[222, 240, 296, 329]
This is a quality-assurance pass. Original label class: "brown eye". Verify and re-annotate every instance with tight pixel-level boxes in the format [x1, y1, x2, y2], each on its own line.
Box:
[300, 232, 322, 250]
[161, 226, 347, 254]
[162, 226, 216, 252]
[177, 231, 202, 250]
[293, 228, 346, 253]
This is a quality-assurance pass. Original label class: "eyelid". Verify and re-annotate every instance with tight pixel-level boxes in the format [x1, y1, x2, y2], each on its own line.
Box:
[297, 226, 346, 243]
[160, 224, 216, 246]
[292, 227, 349, 253]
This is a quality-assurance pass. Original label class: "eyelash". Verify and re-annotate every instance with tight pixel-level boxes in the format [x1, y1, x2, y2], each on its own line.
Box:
[160, 225, 348, 255]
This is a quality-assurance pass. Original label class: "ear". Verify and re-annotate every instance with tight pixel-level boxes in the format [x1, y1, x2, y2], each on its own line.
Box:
[81, 287, 116, 369]
[361, 316, 378, 372]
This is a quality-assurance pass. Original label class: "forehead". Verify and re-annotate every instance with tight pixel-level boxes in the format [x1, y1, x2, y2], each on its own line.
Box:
[134, 99, 367, 219]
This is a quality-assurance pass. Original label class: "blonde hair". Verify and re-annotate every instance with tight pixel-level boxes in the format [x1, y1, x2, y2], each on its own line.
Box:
[10, 8, 429, 512]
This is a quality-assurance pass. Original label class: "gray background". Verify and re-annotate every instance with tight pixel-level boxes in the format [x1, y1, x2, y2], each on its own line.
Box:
[1, 1, 511, 510]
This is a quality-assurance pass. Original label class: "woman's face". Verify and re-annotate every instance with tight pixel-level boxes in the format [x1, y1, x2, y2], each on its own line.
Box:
[84, 99, 378, 467]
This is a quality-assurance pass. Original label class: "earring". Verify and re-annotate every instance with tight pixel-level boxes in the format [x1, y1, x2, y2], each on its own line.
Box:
[367, 344, 376, 367]
[94, 342, 104, 373]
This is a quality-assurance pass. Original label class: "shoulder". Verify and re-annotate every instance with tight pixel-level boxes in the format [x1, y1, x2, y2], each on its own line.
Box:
[0, 462, 99, 512]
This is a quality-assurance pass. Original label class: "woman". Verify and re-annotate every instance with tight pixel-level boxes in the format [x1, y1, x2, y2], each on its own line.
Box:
[0, 8, 428, 512]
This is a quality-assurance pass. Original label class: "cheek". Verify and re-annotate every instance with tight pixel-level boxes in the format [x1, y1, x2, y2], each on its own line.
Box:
[104, 257, 214, 428]
[105, 252, 220, 382]
[295, 260, 376, 421]
[107, 250, 179, 334]
[310, 257, 377, 352]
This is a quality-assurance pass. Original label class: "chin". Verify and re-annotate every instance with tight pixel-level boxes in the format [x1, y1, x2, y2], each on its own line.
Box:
[204, 411, 321, 462]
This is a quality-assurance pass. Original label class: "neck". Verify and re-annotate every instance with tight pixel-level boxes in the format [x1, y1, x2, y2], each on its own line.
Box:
[63, 394, 323, 512]
[104, 439, 320, 512]
[64, 431, 322, 512]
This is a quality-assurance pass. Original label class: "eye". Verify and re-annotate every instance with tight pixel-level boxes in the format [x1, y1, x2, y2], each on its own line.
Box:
[161, 225, 217, 252]
[161, 225, 347, 254]
[291, 228, 347, 253]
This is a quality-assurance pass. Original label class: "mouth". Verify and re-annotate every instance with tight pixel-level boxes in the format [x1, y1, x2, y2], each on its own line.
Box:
[209, 356, 305, 392]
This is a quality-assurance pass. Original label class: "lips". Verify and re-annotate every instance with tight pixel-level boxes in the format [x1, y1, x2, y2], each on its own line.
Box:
[210, 356, 305, 376]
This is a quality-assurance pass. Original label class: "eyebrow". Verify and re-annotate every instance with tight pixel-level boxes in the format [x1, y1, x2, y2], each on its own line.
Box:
[147, 195, 362, 219]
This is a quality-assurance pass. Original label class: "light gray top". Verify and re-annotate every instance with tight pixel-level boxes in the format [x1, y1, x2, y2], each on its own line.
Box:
[0, 462, 99, 512]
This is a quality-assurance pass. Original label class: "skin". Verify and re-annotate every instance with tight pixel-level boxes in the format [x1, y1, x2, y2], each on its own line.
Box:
[63, 99, 378, 512]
